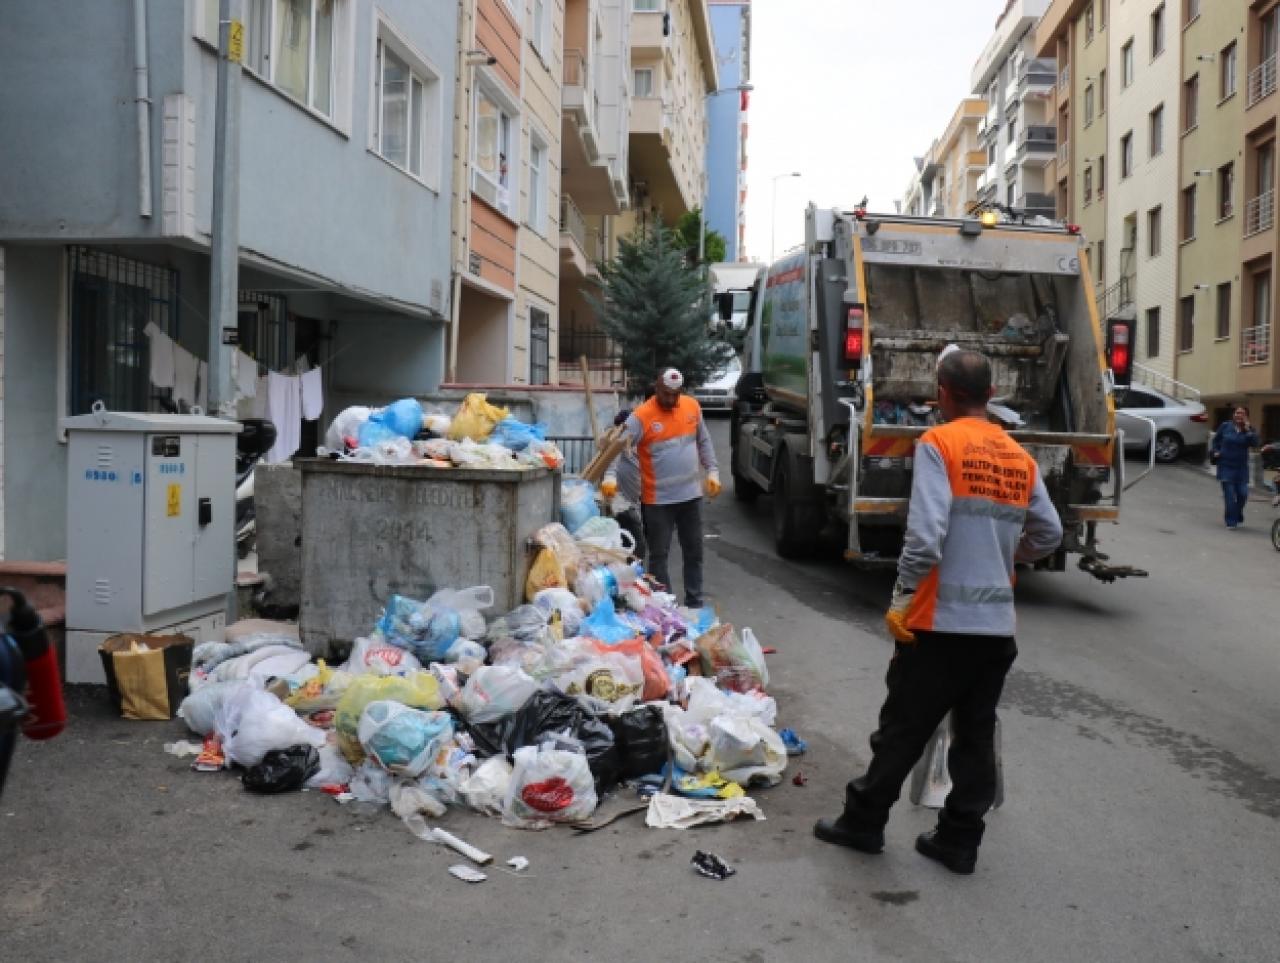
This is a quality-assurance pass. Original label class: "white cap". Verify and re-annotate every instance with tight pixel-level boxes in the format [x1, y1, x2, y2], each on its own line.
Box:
[661, 368, 684, 390]
[936, 343, 962, 369]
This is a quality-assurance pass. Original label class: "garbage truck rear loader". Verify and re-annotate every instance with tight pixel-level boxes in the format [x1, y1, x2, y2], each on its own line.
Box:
[730, 206, 1146, 581]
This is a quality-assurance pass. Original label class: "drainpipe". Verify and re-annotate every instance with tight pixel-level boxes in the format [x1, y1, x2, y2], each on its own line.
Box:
[133, 0, 153, 218]
[448, 0, 477, 384]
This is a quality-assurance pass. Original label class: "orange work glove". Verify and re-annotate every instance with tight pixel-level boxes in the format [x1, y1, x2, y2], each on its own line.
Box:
[704, 471, 722, 498]
[600, 478, 618, 499]
[884, 580, 917, 643]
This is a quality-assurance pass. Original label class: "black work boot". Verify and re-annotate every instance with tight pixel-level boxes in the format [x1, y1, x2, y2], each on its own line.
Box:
[915, 829, 977, 874]
[813, 816, 884, 854]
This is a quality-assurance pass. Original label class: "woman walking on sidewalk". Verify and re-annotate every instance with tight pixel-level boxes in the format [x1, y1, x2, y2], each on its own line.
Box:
[1211, 406, 1259, 529]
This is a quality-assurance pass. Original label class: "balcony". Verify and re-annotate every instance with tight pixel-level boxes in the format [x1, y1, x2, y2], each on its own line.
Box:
[1248, 55, 1278, 109]
[977, 166, 998, 202]
[966, 149, 988, 171]
[631, 10, 668, 56]
[1003, 137, 1019, 169]
[1016, 192, 1055, 216]
[1017, 124, 1057, 166]
[1019, 58, 1056, 96]
[563, 49, 600, 162]
[1245, 189, 1275, 237]
[560, 195, 601, 280]
[630, 96, 693, 215]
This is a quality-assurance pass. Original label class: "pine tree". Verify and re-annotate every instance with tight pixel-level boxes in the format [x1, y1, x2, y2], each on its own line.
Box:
[591, 225, 735, 396]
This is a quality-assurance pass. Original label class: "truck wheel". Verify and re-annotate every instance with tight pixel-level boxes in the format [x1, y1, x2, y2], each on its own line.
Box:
[773, 446, 822, 558]
[1153, 430, 1184, 463]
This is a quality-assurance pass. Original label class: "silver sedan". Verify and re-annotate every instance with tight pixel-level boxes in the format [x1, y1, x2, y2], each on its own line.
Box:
[1114, 385, 1210, 463]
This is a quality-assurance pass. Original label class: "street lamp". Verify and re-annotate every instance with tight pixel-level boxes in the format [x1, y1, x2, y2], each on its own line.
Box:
[699, 83, 754, 265]
[771, 171, 802, 262]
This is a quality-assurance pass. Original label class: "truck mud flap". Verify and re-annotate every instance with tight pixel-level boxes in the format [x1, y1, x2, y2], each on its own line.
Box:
[1077, 555, 1149, 582]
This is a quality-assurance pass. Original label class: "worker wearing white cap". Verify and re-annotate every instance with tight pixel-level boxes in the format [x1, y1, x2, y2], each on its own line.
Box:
[602, 367, 719, 608]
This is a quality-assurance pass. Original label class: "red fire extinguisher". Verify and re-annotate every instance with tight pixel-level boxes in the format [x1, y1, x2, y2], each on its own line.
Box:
[2, 587, 67, 740]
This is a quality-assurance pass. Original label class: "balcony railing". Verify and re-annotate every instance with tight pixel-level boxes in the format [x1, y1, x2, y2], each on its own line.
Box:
[1016, 192, 1055, 214]
[560, 195, 588, 252]
[1240, 322, 1272, 365]
[1019, 58, 1057, 93]
[1018, 125, 1057, 151]
[1245, 189, 1275, 237]
[1248, 55, 1277, 108]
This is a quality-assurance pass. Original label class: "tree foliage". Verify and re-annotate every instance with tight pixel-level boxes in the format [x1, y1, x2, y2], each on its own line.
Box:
[591, 225, 735, 395]
[675, 208, 727, 265]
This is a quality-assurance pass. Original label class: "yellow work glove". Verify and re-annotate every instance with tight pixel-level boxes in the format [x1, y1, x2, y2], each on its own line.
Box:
[885, 580, 917, 643]
[704, 471, 722, 498]
[600, 478, 618, 500]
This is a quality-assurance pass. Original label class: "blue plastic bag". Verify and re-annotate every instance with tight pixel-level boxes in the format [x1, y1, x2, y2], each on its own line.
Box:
[561, 478, 600, 533]
[377, 595, 462, 662]
[490, 416, 547, 452]
[358, 398, 424, 447]
[357, 701, 454, 776]
[580, 597, 636, 645]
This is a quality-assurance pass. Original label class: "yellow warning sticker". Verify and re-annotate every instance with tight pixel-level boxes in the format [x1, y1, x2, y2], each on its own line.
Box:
[228, 20, 244, 63]
[166, 483, 182, 517]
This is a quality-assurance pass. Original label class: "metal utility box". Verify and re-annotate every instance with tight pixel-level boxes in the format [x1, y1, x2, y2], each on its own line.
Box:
[62, 408, 240, 683]
[297, 460, 560, 656]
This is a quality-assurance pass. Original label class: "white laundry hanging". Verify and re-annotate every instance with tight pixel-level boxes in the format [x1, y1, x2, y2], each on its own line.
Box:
[144, 323, 176, 389]
[173, 346, 199, 408]
[264, 371, 301, 464]
[234, 351, 258, 400]
[300, 366, 323, 421]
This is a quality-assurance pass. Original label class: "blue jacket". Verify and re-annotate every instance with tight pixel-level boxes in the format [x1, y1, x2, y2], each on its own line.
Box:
[1212, 423, 1259, 480]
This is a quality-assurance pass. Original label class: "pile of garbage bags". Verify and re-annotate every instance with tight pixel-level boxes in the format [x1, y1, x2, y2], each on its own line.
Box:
[320, 393, 564, 470]
[175, 493, 792, 832]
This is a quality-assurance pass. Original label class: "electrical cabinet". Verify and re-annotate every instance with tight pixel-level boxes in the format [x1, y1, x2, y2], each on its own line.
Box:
[62, 408, 240, 683]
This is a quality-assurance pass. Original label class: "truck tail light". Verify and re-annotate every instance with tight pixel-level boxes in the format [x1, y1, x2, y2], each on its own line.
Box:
[1106, 317, 1134, 386]
[845, 307, 865, 363]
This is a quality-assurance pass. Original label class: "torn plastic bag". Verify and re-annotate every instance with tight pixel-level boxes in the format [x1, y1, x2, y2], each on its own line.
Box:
[560, 478, 600, 534]
[460, 756, 513, 816]
[357, 701, 454, 777]
[459, 665, 539, 724]
[490, 416, 547, 452]
[304, 742, 355, 789]
[389, 778, 447, 819]
[242, 745, 321, 793]
[349, 759, 393, 804]
[705, 715, 787, 787]
[214, 687, 325, 768]
[503, 743, 598, 828]
[610, 704, 669, 781]
[334, 671, 444, 762]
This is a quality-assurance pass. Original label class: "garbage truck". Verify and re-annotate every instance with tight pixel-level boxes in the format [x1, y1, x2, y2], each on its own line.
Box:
[709, 262, 766, 334]
[730, 205, 1146, 581]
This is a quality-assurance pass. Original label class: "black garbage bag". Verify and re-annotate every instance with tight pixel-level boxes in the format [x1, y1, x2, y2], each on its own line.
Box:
[610, 704, 669, 781]
[242, 745, 321, 794]
[466, 690, 621, 792]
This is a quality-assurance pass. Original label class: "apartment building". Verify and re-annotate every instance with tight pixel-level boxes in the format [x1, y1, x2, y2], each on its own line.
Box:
[558, 0, 633, 386]
[706, 0, 751, 261]
[450, 0, 565, 386]
[973, 0, 1057, 219]
[1104, 0, 1180, 378]
[0, 0, 457, 561]
[1173, 0, 1247, 419]
[1037, 0, 1111, 290]
[900, 100, 987, 219]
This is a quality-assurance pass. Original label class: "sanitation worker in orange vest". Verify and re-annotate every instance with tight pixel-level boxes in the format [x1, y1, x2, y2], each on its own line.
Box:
[602, 368, 720, 608]
[814, 349, 1062, 874]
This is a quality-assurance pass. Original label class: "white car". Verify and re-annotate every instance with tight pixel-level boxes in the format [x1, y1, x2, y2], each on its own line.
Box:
[1114, 385, 1210, 463]
[693, 355, 742, 413]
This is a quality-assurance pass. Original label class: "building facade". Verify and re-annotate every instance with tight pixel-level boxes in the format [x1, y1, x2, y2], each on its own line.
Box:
[0, 0, 457, 560]
[934, 99, 990, 217]
[706, 0, 751, 261]
[973, 0, 1057, 218]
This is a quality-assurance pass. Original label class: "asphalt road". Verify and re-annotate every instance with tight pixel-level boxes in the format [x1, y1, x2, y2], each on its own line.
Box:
[3, 419, 1278, 962]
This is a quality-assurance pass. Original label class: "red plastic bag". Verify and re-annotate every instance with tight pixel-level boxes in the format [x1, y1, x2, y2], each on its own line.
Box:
[588, 637, 669, 702]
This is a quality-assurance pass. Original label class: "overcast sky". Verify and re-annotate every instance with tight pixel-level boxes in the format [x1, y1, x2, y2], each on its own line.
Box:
[741, 0, 1006, 263]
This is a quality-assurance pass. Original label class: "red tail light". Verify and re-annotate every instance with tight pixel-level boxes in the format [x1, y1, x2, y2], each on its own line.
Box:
[1190, 413, 1208, 423]
[1107, 319, 1133, 384]
[845, 307, 865, 362]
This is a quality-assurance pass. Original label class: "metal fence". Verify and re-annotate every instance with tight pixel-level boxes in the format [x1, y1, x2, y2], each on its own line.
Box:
[546, 435, 596, 475]
[558, 327, 627, 389]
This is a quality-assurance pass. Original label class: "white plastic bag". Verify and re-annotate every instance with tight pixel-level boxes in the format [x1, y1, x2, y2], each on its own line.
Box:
[684, 676, 778, 728]
[325, 406, 373, 451]
[214, 687, 325, 768]
[389, 778, 448, 819]
[705, 715, 787, 787]
[460, 756, 513, 816]
[349, 759, 393, 804]
[532, 588, 584, 637]
[459, 666, 539, 723]
[664, 705, 711, 773]
[178, 680, 253, 736]
[553, 648, 645, 712]
[304, 742, 356, 789]
[357, 701, 454, 777]
[573, 516, 635, 554]
[344, 636, 423, 676]
[503, 743, 598, 828]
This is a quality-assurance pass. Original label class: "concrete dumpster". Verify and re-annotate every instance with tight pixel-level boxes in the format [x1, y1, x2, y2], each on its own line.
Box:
[297, 460, 561, 655]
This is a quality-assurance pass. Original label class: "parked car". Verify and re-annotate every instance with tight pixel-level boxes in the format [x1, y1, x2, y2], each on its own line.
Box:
[693, 355, 742, 414]
[1114, 385, 1210, 463]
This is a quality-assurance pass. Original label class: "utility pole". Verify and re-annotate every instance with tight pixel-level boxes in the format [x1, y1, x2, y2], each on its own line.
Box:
[208, 0, 243, 416]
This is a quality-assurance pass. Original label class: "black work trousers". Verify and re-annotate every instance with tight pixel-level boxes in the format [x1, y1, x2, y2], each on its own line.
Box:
[843, 630, 1017, 850]
[642, 498, 704, 608]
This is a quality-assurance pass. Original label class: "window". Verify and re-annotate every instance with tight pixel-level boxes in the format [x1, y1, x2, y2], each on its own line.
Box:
[529, 307, 550, 385]
[1097, 153, 1106, 197]
[1118, 388, 1164, 409]
[1146, 306, 1161, 358]
[1218, 162, 1234, 219]
[1084, 166, 1094, 204]
[1122, 40, 1134, 88]
[1150, 4, 1165, 59]
[1121, 132, 1133, 178]
[1099, 68, 1107, 114]
[1097, 238, 1106, 285]
[633, 67, 654, 97]
[1179, 295, 1194, 352]
[1149, 104, 1164, 157]
[527, 136, 548, 234]
[529, 0, 548, 57]
[373, 33, 441, 186]
[1186, 0, 1200, 22]
[1258, 140, 1276, 196]
[632, 0, 661, 10]
[1244, 271, 1271, 364]
[1147, 206, 1162, 256]
[1216, 282, 1231, 340]
[473, 86, 516, 216]
[1007, 115, 1017, 146]
[1183, 74, 1198, 132]
[1100, 0, 1107, 29]
[241, 0, 338, 117]
[1264, 8, 1279, 62]
[1085, 2, 1095, 42]
[1085, 84, 1095, 125]
[1221, 42, 1238, 100]
[1182, 184, 1197, 240]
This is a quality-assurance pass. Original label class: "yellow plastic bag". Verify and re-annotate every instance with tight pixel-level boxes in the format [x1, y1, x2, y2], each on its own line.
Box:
[334, 671, 444, 762]
[448, 393, 509, 441]
[525, 547, 567, 601]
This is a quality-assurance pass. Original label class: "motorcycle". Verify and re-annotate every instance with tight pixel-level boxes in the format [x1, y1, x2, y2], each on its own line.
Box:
[235, 418, 277, 560]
